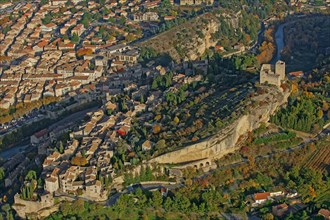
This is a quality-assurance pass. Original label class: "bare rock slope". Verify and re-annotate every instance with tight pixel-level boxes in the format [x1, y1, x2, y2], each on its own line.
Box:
[139, 13, 219, 62]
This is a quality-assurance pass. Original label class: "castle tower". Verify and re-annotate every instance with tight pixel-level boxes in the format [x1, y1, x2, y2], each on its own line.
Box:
[275, 60, 285, 80]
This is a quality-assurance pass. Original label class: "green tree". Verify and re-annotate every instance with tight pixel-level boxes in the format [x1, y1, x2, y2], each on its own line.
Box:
[300, 211, 309, 220]
[25, 170, 37, 181]
[175, 194, 191, 212]
[135, 188, 147, 208]
[71, 33, 79, 44]
[119, 16, 126, 25]
[145, 165, 153, 180]
[40, 0, 48, 5]
[151, 79, 158, 90]
[2, 26, 10, 35]
[164, 197, 173, 211]
[151, 191, 163, 209]
[41, 13, 52, 25]
[119, 98, 128, 112]
[155, 139, 166, 149]
[63, 34, 69, 40]
[262, 213, 274, 220]
[59, 141, 64, 154]
[0, 167, 4, 181]
[1, 204, 11, 219]
[255, 173, 273, 189]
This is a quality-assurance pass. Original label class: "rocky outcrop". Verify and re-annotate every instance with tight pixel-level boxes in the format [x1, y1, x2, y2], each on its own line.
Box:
[139, 13, 219, 62]
[150, 86, 290, 164]
[12, 193, 57, 219]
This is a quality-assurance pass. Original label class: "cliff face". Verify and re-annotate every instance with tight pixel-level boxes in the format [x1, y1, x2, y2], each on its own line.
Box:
[150, 86, 290, 164]
[139, 13, 219, 63]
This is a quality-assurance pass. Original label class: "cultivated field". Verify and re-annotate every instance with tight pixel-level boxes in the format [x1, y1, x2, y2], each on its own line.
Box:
[305, 139, 330, 173]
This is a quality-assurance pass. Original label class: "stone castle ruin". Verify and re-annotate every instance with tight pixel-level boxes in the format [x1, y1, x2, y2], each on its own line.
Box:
[260, 61, 286, 87]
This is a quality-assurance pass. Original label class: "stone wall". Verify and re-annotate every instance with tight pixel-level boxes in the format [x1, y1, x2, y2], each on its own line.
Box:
[150, 86, 290, 164]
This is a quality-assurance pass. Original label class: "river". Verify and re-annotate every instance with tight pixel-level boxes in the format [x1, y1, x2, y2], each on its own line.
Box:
[271, 17, 305, 63]
[271, 23, 286, 63]
[271, 22, 291, 64]
[250, 21, 285, 63]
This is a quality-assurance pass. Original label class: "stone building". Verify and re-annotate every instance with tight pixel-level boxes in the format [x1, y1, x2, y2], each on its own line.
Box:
[133, 12, 159, 22]
[180, 0, 214, 5]
[115, 49, 140, 64]
[45, 168, 61, 193]
[260, 60, 286, 87]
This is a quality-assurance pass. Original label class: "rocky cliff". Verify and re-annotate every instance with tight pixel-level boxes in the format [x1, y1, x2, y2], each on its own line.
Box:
[139, 13, 219, 63]
[150, 85, 291, 164]
[12, 193, 58, 219]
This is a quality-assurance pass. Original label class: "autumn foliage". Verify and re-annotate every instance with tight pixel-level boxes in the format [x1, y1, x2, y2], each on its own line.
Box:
[0, 16, 9, 26]
[0, 56, 10, 62]
[256, 27, 275, 64]
[71, 156, 88, 166]
[153, 124, 161, 134]
[77, 48, 93, 57]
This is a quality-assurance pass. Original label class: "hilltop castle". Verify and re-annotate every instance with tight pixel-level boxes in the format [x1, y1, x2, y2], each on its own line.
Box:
[260, 61, 286, 87]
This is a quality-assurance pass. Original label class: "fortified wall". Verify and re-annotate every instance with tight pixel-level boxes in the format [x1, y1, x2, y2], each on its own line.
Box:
[150, 86, 290, 164]
[260, 61, 286, 87]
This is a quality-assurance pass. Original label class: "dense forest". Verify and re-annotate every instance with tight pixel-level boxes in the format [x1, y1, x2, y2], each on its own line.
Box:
[271, 97, 325, 133]
[281, 16, 330, 72]
[271, 57, 330, 133]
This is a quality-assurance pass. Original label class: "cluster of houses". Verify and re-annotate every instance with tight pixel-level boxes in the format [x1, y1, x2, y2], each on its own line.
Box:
[0, 0, 224, 110]
[25, 51, 207, 202]
[0, 2, 101, 108]
[250, 191, 309, 218]
[289, 0, 330, 8]
[179, 0, 214, 6]
[0, 0, 182, 110]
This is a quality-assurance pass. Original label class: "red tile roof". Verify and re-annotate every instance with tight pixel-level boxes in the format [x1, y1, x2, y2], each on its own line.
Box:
[254, 192, 270, 200]
[33, 128, 48, 138]
[289, 71, 304, 77]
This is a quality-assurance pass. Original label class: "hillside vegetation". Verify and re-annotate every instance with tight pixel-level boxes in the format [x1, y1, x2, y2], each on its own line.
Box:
[139, 9, 260, 62]
[282, 16, 330, 72]
[271, 56, 330, 134]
